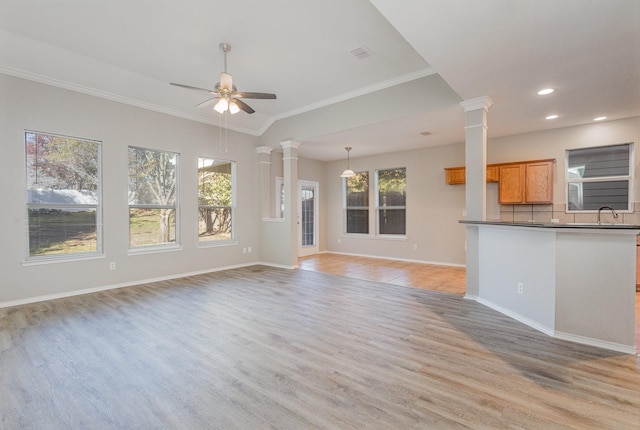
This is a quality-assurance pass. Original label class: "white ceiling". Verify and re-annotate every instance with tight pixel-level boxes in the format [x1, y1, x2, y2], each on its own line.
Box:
[1, 0, 638, 161]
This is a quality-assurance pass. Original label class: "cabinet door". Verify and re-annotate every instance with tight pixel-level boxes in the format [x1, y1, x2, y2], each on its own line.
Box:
[499, 164, 525, 204]
[524, 161, 553, 203]
[486, 165, 500, 183]
[445, 167, 466, 185]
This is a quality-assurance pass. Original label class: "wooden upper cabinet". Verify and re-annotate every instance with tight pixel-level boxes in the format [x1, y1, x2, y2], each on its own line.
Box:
[498, 164, 525, 204]
[486, 165, 500, 183]
[444, 165, 500, 185]
[444, 167, 466, 185]
[498, 159, 554, 204]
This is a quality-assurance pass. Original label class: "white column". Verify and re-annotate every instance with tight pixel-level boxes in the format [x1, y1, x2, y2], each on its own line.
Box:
[460, 96, 493, 299]
[256, 146, 273, 219]
[281, 140, 300, 267]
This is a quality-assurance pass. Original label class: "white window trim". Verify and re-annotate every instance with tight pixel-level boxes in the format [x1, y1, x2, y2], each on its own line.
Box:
[128, 146, 180, 249]
[24, 130, 103, 262]
[565, 142, 634, 213]
[197, 157, 236, 247]
[375, 167, 407, 237]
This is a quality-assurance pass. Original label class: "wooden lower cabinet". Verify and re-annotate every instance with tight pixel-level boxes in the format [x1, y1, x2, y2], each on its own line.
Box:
[498, 160, 554, 204]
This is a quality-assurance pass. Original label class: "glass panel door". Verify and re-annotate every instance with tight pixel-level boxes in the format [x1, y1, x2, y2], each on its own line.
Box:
[298, 180, 319, 256]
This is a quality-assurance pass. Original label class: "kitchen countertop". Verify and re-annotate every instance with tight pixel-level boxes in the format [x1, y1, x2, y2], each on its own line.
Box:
[460, 220, 640, 229]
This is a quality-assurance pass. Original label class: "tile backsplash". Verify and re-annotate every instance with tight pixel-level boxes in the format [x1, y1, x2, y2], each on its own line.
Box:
[498, 202, 640, 224]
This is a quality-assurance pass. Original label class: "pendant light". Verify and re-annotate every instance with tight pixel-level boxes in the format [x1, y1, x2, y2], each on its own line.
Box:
[340, 147, 355, 178]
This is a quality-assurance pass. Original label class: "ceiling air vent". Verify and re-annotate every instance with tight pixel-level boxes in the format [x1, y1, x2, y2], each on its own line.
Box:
[419, 130, 432, 136]
[350, 45, 374, 59]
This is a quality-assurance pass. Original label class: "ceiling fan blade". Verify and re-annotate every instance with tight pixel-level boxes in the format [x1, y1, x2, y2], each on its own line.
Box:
[195, 97, 219, 109]
[235, 92, 277, 99]
[232, 98, 255, 114]
[170, 82, 219, 95]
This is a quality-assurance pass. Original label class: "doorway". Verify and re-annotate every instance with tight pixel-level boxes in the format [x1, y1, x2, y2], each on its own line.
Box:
[298, 180, 319, 257]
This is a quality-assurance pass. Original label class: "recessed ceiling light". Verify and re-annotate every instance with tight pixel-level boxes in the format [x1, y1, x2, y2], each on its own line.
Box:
[545, 114, 559, 120]
[537, 88, 555, 95]
[593, 116, 607, 121]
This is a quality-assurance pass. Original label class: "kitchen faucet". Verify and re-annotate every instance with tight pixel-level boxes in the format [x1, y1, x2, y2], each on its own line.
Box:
[597, 206, 619, 224]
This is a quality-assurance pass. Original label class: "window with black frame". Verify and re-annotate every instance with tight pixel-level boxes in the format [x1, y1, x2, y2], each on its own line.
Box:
[376, 167, 406, 235]
[344, 171, 369, 234]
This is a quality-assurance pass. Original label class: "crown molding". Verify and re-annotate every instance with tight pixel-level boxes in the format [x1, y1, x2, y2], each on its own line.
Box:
[257, 66, 437, 135]
[0, 66, 262, 136]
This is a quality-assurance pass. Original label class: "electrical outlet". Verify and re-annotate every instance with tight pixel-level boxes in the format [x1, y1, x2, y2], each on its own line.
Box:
[109, 262, 116, 270]
[517, 282, 524, 294]
[248, 246, 252, 253]
[462, 210, 467, 217]
[243, 247, 247, 254]
[413, 244, 418, 250]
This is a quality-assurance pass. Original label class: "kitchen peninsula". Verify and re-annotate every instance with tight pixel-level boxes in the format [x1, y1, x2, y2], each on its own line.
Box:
[461, 220, 639, 354]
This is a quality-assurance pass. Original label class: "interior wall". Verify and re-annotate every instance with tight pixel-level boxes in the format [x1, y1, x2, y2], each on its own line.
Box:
[0, 74, 260, 304]
[325, 142, 467, 265]
[323, 116, 640, 266]
[487, 116, 640, 204]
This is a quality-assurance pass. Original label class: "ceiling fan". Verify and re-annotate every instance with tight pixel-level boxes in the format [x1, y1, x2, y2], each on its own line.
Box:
[170, 43, 276, 115]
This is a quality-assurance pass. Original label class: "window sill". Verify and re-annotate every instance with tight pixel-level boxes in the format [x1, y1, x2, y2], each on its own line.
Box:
[22, 253, 105, 266]
[127, 245, 183, 256]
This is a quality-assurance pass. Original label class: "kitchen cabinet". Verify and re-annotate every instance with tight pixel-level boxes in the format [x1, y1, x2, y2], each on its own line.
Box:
[444, 165, 500, 185]
[498, 159, 554, 204]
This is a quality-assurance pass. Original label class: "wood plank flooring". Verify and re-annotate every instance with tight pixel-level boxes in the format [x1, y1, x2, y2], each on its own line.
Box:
[1, 266, 639, 429]
[299, 253, 640, 352]
[298, 254, 466, 295]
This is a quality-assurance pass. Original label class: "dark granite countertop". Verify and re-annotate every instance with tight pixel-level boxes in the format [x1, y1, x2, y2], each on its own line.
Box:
[459, 220, 640, 230]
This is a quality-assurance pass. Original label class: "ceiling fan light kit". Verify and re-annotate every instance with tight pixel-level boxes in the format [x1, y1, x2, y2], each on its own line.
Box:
[170, 42, 276, 115]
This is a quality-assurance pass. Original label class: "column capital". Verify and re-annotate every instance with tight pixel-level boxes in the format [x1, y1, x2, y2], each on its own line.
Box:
[280, 140, 301, 150]
[460, 96, 493, 112]
[255, 145, 273, 154]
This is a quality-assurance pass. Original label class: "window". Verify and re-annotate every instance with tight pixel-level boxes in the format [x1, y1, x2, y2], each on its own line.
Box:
[376, 167, 406, 235]
[566, 143, 632, 211]
[344, 171, 369, 234]
[198, 157, 234, 243]
[25, 131, 102, 259]
[128, 147, 178, 249]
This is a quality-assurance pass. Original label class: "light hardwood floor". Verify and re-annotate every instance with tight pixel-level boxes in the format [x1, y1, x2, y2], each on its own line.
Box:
[1, 265, 639, 429]
[299, 253, 640, 358]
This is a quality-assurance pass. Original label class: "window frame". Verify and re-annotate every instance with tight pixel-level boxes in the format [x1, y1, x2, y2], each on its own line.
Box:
[127, 146, 180, 252]
[197, 156, 236, 246]
[343, 171, 370, 235]
[565, 142, 634, 213]
[375, 167, 407, 237]
[24, 130, 103, 263]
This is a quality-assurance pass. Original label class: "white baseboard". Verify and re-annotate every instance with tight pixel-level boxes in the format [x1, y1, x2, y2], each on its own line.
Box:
[321, 251, 466, 268]
[553, 331, 637, 355]
[475, 297, 637, 355]
[476, 297, 555, 337]
[0, 261, 259, 309]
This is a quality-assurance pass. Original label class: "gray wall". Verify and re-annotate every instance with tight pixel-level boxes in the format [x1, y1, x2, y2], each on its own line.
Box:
[0, 75, 261, 304]
[320, 116, 640, 265]
[2, 72, 639, 305]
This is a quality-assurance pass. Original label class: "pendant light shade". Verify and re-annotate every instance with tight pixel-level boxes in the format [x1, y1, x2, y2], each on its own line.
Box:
[340, 147, 355, 177]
